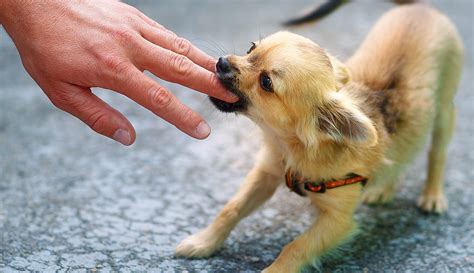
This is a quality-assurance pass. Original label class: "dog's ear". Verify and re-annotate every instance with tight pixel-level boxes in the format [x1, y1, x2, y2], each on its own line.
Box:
[317, 93, 377, 146]
[328, 55, 351, 90]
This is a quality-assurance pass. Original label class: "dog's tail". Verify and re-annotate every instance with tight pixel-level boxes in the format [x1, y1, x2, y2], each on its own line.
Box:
[282, 0, 348, 27]
[282, 0, 426, 27]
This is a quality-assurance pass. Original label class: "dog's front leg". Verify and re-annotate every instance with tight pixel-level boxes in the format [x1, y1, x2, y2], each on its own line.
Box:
[176, 146, 283, 258]
[263, 184, 362, 273]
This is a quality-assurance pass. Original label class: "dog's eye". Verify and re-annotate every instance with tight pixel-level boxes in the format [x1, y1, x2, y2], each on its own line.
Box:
[260, 73, 273, 93]
[247, 42, 256, 54]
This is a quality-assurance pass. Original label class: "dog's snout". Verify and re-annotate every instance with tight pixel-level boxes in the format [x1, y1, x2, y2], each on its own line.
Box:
[216, 57, 232, 74]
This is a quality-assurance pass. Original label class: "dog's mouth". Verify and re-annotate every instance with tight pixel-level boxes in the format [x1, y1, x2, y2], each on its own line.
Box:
[209, 57, 249, 113]
[209, 75, 248, 113]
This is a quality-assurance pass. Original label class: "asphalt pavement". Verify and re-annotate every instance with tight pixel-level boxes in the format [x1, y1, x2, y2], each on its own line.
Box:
[1, 0, 473, 272]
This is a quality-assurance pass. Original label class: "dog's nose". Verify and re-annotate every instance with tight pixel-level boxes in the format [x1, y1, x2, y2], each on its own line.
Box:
[216, 57, 232, 74]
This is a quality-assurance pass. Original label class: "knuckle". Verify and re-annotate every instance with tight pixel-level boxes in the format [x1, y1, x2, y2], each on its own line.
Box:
[148, 87, 173, 109]
[111, 27, 136, 45]
[173, 37, 192, 56]
[101, 54, 131, 77]
[86, 110, 110, 132]
[170, 54, 192, 78]
[125, 15, 141, 30]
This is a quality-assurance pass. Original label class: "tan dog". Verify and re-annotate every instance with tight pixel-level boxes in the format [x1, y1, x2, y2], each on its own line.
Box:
[176, 3, 463, 272]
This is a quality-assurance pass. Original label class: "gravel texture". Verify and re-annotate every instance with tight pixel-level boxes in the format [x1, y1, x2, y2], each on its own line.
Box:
[1, 0, 473, 272]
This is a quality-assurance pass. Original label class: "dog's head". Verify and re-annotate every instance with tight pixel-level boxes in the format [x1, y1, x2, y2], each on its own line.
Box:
[211, 31, 377, 147]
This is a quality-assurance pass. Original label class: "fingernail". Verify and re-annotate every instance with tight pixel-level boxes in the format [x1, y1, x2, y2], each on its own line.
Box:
[113, 129, 131, 146]
[195, 121, 211, 139]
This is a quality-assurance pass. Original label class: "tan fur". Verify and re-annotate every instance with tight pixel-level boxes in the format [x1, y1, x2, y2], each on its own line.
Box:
[176, 4, 463, 272]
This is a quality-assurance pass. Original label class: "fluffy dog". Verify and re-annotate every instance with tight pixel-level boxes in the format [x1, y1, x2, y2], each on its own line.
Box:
[176, 3, 463, 272]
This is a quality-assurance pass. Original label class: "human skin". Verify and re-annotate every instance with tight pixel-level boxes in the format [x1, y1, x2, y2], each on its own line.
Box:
[0, 0, 238, 145]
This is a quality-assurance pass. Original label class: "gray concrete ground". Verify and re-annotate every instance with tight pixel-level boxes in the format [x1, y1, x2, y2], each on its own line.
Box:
[1, 0, 473, 272]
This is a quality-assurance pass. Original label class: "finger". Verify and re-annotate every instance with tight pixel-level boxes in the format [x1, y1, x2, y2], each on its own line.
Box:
[141, 25, 216, 72]
[134, 38, 239, 103]
[103, 65, 211, 139]
[46, 83, 136, 145]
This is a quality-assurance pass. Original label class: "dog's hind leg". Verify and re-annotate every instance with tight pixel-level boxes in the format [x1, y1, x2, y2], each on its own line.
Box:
[418, 40, 462, 213]
[418, 103, 455, 213]
[175, 145, 284, 258]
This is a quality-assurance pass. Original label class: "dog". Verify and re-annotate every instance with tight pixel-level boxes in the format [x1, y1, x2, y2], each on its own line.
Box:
[176, 2, 463, 272]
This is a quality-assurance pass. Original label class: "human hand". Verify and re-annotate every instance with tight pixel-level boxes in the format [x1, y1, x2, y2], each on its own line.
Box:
[0, 0, 238, 145]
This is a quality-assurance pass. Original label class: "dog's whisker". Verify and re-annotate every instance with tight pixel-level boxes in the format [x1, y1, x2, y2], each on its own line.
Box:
[190, 38, 229, 57]
[193, 39, 227, 56]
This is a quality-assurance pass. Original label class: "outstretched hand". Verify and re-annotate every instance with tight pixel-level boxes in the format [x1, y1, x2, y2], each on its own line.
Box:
[0, 0, 237, 145]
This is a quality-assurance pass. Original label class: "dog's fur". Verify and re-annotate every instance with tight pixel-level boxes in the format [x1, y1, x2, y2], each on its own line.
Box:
[176, 3, 463, 272]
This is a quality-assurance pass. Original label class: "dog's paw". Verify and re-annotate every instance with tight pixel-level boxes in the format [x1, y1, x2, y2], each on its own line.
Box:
[361, 186, 394, 205]
[417, 193, 448, 214]
[175, 230, 223, 258]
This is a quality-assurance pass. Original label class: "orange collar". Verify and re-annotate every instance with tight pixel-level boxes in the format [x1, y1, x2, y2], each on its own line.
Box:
[285, 168, 367, 196]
